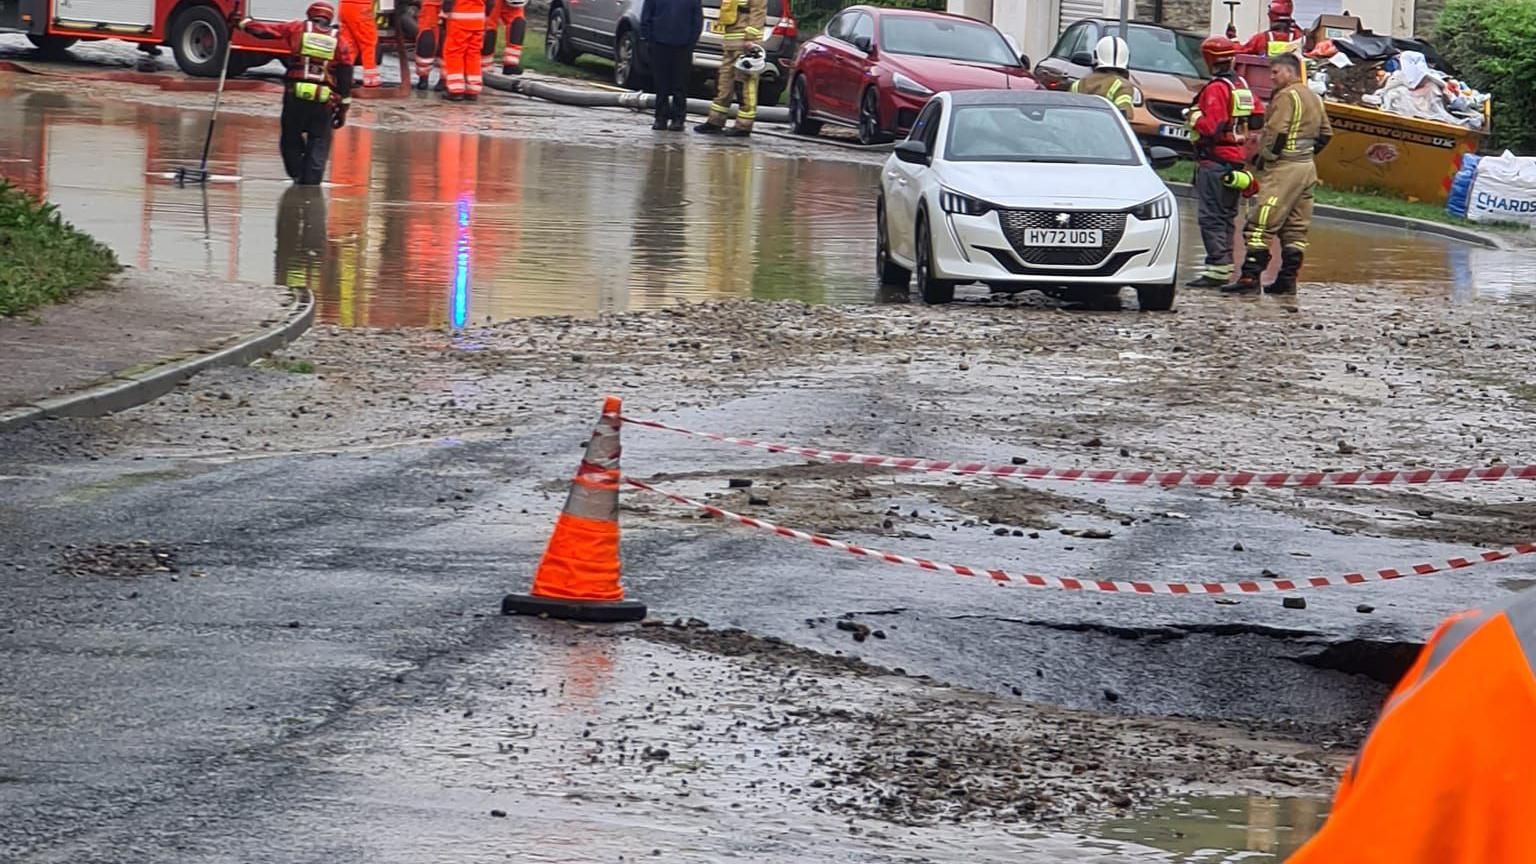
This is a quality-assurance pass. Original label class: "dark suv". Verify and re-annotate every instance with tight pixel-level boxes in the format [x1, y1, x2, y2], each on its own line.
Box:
[545, 0, 799, 105]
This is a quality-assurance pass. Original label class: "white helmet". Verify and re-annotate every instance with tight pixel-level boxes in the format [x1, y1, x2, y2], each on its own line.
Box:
[1093, 35, 1129, 71]
[734, 44, 768, 76]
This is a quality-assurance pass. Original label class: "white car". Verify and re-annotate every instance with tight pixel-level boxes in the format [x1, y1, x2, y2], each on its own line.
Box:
[876, 89, 1182, 310]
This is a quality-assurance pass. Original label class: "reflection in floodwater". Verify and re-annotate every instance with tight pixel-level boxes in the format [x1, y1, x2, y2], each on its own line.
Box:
[1097, 794, 1328, 862]
[0, 81, 1528, 329]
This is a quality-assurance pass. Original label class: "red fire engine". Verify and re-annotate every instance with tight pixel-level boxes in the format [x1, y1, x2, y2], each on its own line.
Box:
[0, 0, 402, 77]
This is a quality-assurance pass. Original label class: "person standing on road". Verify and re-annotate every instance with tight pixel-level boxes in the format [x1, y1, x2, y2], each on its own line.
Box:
[483, 0, 529, 76]
[414, 0, 444, 89]
[1072, 36, 1135, 122]
[440, 0, 487, 100]
[338, 0, 381, 87]
[1287, 587, 1536, 863]
[232, 2, 357, 186]
[694, 0, 766, 137]
[1223, 52, 1330, 294]
[642, 0, 704, 131]
[1184, 35, 1257, 289]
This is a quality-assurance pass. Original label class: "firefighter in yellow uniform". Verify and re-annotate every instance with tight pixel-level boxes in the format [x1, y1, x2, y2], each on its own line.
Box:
[1223, 51, 1331, 294]
[694, 0, 767, 137]
[1071, 36, 1134, 122]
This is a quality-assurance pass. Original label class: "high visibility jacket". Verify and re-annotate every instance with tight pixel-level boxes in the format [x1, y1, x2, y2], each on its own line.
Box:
[717, 0, 766, 46]
[1072, 70, 1134, 121]
[1257, 79, 1332, 164]
[1188, 72, 1256, 164]
[1238, 24, 1304, 56]
[241, 18, 357, 101]
[1290, 590, 1536, 864]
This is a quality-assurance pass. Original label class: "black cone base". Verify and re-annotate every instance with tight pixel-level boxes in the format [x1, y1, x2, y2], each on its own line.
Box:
[501, 593, 647, 623]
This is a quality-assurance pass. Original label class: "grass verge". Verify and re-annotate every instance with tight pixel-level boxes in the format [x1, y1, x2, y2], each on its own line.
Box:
[517, 29, 614, 82]
[1156, 160, 1526, 232]
[0, 180, 119, 317]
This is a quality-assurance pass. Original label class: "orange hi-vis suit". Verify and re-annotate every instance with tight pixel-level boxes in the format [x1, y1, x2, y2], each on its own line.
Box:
[1289, 588, 1536, 864]
[442, 0, 486, 97]
[338, 0, 380, 86]
[483, 0, 527, 74]
[414, 0, 443, 84]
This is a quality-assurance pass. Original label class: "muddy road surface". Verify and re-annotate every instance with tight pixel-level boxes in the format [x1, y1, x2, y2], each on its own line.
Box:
[4, 54, 1536, 863]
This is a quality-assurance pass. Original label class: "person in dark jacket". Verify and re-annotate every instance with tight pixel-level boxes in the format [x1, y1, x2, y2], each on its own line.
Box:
[641, 0, 703, 130]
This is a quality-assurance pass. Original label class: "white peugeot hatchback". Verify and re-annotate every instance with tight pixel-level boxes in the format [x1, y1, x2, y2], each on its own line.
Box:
[877, 89, 1182, 310]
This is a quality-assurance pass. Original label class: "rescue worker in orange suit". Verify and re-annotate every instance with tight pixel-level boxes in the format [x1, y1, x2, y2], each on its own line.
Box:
[441, 0, 487, 101]
[1288, 587, 1536, 864]
[482, 0, 527, 76]
[1071, 35, 1134, 122]
[1183, 35, 1257, 288]
[1239, 0, 1306, 57]
[232, 2, 357, 186]
[338, 0, 381, 87]
[1223, 52, 1330, 294]
[694, 0, 766, 137]
[414, 0, 444, 89]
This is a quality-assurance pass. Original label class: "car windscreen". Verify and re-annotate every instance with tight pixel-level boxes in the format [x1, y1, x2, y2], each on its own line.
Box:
[877, 16, 1020, 67]
[944, 103, 1140, 165]
[1123, 25, 1207, 77]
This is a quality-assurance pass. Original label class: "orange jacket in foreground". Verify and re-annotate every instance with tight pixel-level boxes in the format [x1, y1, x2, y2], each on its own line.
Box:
[1289, 590, 1536, 863]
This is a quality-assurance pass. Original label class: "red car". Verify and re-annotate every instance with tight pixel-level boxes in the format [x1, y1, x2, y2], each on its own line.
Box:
[787, 7, 1036, 145]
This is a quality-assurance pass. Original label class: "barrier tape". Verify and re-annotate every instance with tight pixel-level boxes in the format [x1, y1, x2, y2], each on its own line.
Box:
[623, 477, 1535, 594]
[622, 416, 1536, 490]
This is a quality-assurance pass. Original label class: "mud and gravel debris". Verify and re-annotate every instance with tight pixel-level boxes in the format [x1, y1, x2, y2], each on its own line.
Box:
[53, 541, 180, 578]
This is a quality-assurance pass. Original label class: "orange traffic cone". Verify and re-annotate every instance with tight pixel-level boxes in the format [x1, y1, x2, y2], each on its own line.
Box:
[502, 396, 647, 622]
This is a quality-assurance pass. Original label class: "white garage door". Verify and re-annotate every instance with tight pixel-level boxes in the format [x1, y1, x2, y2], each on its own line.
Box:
[54, 0, 154, 26]
[1292, 0, 1342, 29]
[1060, 0, 1107, 33]
[245, 0, 395, 19]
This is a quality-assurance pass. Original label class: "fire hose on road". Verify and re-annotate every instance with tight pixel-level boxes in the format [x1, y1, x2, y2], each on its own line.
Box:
[483, 73, 792, 124]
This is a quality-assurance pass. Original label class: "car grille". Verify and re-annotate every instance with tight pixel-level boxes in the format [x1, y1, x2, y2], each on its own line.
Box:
[998, 210, 1127, 266]
[1146, 100, 1187, 124]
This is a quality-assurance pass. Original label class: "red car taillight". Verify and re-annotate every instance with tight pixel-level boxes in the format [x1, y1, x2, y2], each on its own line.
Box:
[772, 15, 797, 39]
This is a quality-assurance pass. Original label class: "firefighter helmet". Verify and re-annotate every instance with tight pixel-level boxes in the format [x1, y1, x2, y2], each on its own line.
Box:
[306, 2, 336, 23]
[1093, 35, 1129, 71]
[1268, 0, 1294, 23]
[1201, 34, 1239, 67]
[734, 44, 768, 77]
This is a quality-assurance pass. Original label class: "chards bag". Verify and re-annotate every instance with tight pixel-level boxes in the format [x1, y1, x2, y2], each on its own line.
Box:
[1465, 151, 1536, 225]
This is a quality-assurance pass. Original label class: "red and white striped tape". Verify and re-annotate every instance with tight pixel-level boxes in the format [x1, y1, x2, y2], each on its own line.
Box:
[622, 416, 1536, 490]
[623, 477, 1535, 594]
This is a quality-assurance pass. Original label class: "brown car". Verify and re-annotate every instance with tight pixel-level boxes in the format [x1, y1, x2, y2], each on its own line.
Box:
[1033, 19, 1207, 150]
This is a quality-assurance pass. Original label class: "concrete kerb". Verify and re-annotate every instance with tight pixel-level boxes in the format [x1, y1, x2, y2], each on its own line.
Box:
[0, 287, 315, 434]
[1163, 180, 1508, 250]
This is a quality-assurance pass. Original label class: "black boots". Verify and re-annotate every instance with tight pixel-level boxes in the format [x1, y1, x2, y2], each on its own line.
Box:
[1266, 247, 1303, 295]
[1185, 272, 1229, 288]
[503, 64, 522, 76]
[1220, 248, 1271, 294]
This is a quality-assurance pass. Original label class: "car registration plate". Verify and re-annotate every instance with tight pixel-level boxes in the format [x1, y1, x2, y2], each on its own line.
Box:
[1025, 228, 1101, 247]
[1158, 123, 1191, 140]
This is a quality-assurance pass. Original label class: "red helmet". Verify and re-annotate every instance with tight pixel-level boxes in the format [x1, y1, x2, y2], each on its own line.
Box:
[1201, 34, 1239, 67]
[306, 1, 335, 23]
[1268, 0, 1294, 23]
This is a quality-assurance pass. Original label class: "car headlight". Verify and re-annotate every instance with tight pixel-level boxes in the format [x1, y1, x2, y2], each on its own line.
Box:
[939, 189, 992, 217]
[1132, 87, 1144, 107]
[893, 72, 933, 97]
[1129, 193, 1174, 221]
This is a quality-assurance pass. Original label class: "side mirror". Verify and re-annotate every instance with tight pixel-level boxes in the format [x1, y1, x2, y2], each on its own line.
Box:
[894, 139, 929, 165]
[1018, 53, 1031, 68]
[852, 34, 873, 54]
[1147, 145, 1179, 171]
[1070, 50, 1093, 67]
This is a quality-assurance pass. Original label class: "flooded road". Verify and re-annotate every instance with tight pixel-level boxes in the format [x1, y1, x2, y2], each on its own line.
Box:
[0, 80, 1526, 328]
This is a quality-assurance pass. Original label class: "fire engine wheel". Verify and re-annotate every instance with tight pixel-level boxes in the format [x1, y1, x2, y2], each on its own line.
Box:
[26, 35, 78, 58]
[171, 5, 231, 78]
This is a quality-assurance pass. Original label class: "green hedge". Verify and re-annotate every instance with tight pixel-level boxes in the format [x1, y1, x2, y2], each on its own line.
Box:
[792, 0, 946, 37]
[0, 180, 119, 317]
[1433, 0, 1536, 154]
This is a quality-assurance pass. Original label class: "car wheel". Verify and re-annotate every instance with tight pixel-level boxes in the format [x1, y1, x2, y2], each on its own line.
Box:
[613, 27, 647, 90]
[788, 75, 823, 136]
[915, 213, 953, 305]
[758, 78, 784, 108]
[876, 197, 911, 287]
[170, 5, 229, 77]
[1135, 282, 1177, 312]
[26, 35, 78, 58]
[857, 87, 890, 146]
[546, 5, 578, 64]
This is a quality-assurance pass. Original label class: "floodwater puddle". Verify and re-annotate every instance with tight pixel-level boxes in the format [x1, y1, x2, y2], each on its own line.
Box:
[1094, 794, 1329, 861]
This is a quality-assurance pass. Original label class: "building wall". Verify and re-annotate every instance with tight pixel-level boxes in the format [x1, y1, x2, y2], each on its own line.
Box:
[1204, 0, 1417, 40]
[1157, 0, 1209, 31]
[1412, 0, 1443, 36]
